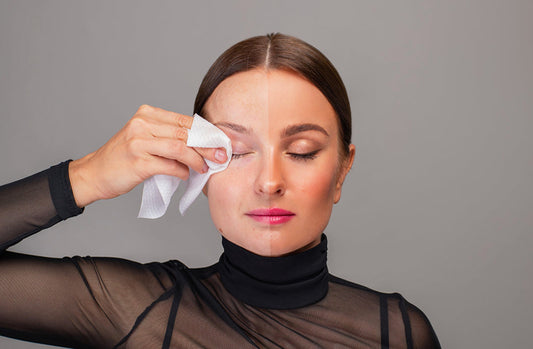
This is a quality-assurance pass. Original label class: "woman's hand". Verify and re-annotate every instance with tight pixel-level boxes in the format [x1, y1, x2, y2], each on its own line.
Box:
[68, 105, 227, 208]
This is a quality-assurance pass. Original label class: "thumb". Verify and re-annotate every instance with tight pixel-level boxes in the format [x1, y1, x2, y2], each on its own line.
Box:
[194, 147, 228, 164]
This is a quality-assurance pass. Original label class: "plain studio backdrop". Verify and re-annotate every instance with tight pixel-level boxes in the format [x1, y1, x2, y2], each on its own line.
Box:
[1, 1, 532, 348]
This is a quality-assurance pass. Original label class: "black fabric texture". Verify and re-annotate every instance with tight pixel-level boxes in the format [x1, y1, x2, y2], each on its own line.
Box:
[218, 234, 329, 309]
[0, 162, 442, 348]
[48, 160, 85, 220]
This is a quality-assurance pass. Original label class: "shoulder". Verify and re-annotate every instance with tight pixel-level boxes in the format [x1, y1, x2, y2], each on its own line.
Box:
[328, 274, 441, 349]
[65, 255, 187, 294]
[395, 296, 441, 349]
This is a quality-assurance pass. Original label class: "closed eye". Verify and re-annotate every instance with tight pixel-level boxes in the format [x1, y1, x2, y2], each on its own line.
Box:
[231, 153, 251, 159]
[288, 150, 320, 161]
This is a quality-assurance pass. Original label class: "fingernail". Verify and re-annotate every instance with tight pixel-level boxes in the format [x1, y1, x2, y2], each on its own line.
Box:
[202, 163, 209, 173]
[215, 149, 226, 162]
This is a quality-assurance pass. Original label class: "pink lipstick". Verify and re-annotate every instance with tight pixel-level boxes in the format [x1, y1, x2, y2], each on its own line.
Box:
[245, 208, 295, 225]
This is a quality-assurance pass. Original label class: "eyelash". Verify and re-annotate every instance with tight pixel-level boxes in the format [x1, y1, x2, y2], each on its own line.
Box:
[231, 153, 249, 160]
[288, 150, 319, 161]
[231, 150, 319, 161]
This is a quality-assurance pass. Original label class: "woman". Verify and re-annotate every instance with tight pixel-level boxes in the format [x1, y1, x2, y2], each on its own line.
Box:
[0, 34, 440, 348]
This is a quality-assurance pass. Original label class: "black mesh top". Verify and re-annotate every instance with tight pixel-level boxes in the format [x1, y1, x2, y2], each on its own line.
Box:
[0, 160, 441, 348]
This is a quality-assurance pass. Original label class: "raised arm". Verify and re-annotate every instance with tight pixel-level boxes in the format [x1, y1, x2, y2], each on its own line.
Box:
[0, 105, 227, 347]
[1, 105, 226, 251]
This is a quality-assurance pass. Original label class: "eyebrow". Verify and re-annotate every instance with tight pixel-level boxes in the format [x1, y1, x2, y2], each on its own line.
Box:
[214, 122, 252, 134]
[281, 123, 329, 138]
[215, 121, 329, 138]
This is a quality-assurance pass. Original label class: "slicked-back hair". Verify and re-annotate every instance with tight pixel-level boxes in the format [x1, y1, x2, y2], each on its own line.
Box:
[193, 33, 351, 156]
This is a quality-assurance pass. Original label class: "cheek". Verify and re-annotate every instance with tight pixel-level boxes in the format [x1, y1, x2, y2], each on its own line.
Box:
[294, 169, 337, 204]
[207, 173, 234, 206]
[207, 154, 255, 197]
[289, 156, 339, 201]
[206, 167, 248, 215]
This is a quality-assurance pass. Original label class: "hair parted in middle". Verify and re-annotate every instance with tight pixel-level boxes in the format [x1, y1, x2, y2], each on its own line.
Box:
[193, 33, 352, 156]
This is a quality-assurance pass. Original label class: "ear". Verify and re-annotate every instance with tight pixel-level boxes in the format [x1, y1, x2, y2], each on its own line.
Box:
[333, 144, 355, 204]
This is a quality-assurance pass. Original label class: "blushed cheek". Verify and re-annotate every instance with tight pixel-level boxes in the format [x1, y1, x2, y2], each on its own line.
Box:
[293, 168, 337, 204]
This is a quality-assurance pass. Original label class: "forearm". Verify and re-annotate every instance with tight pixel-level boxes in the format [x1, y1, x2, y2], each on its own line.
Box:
[0, 160, 84, 252]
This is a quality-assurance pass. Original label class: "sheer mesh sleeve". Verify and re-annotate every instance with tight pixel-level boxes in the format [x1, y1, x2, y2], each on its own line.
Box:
[0, 161, 172, 348]
[0, 160, 83, 252]
[396, 295, 441, 349]
[403, 298, 441, 349]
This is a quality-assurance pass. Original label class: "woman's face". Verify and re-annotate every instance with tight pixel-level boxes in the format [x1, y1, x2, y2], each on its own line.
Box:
[203, 69, 354, 257]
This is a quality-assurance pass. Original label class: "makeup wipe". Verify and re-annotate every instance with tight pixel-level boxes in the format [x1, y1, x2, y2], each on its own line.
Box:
[138, 114, 232, 218]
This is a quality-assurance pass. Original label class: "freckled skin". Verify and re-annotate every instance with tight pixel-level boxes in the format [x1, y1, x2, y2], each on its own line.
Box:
[203, 69, 355, 257]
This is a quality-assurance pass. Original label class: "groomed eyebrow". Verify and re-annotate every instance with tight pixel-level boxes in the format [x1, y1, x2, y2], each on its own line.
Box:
[214, 121, 329, 138]
[281, 123, 329, 138]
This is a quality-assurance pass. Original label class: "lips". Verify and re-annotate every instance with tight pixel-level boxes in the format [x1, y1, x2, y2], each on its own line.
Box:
[245, 208, 295, 224]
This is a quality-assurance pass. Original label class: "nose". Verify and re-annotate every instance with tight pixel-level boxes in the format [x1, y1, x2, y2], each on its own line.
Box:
[254, 150, 286, 197]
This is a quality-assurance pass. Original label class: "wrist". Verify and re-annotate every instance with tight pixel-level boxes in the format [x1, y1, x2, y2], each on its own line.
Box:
[69, 153, 98, 208]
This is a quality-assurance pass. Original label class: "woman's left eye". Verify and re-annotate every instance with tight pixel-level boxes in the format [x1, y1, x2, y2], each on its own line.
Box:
[288, 150, 320, 161]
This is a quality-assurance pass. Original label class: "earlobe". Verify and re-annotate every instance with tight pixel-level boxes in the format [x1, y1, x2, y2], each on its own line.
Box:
[333, 144, 355, 204]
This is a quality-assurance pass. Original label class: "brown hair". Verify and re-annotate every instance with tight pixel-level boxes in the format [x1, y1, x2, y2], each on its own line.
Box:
[193, 33, 352, 156]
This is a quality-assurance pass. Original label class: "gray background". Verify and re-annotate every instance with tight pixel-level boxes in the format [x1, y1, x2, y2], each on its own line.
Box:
[1, 1, 532, 348]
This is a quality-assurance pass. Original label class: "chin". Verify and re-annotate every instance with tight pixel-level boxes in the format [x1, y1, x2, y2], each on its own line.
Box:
[219, 220, 323, 257]
[259, 232, 320, 257]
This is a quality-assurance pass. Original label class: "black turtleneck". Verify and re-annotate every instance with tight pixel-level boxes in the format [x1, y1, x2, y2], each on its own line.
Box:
[218, 235, 329, 309]
[0, 160, 441, 348]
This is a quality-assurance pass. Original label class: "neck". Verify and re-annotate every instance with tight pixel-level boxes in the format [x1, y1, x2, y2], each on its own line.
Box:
[218, 234, 329, 309]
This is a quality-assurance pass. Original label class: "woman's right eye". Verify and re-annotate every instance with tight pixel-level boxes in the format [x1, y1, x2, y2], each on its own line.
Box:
[231, 153, 249, 159]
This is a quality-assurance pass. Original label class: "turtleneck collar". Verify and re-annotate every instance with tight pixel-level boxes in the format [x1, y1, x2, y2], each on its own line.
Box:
[217, 234, 329, 309]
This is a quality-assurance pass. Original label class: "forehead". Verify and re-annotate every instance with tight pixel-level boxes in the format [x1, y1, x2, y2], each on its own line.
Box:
[204, 69, 338, 133]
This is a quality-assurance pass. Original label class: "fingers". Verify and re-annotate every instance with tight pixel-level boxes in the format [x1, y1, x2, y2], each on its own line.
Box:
[130, 105, 227, 182]
[149, 156, 191, 181]
[141, 137, 208, 174]
[133, 105, 191, 143]
[136, 104, 193, 129]
[144, 121, 189, 142]
[132, 105, 228, 164]
[142, 122, 228, 164]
